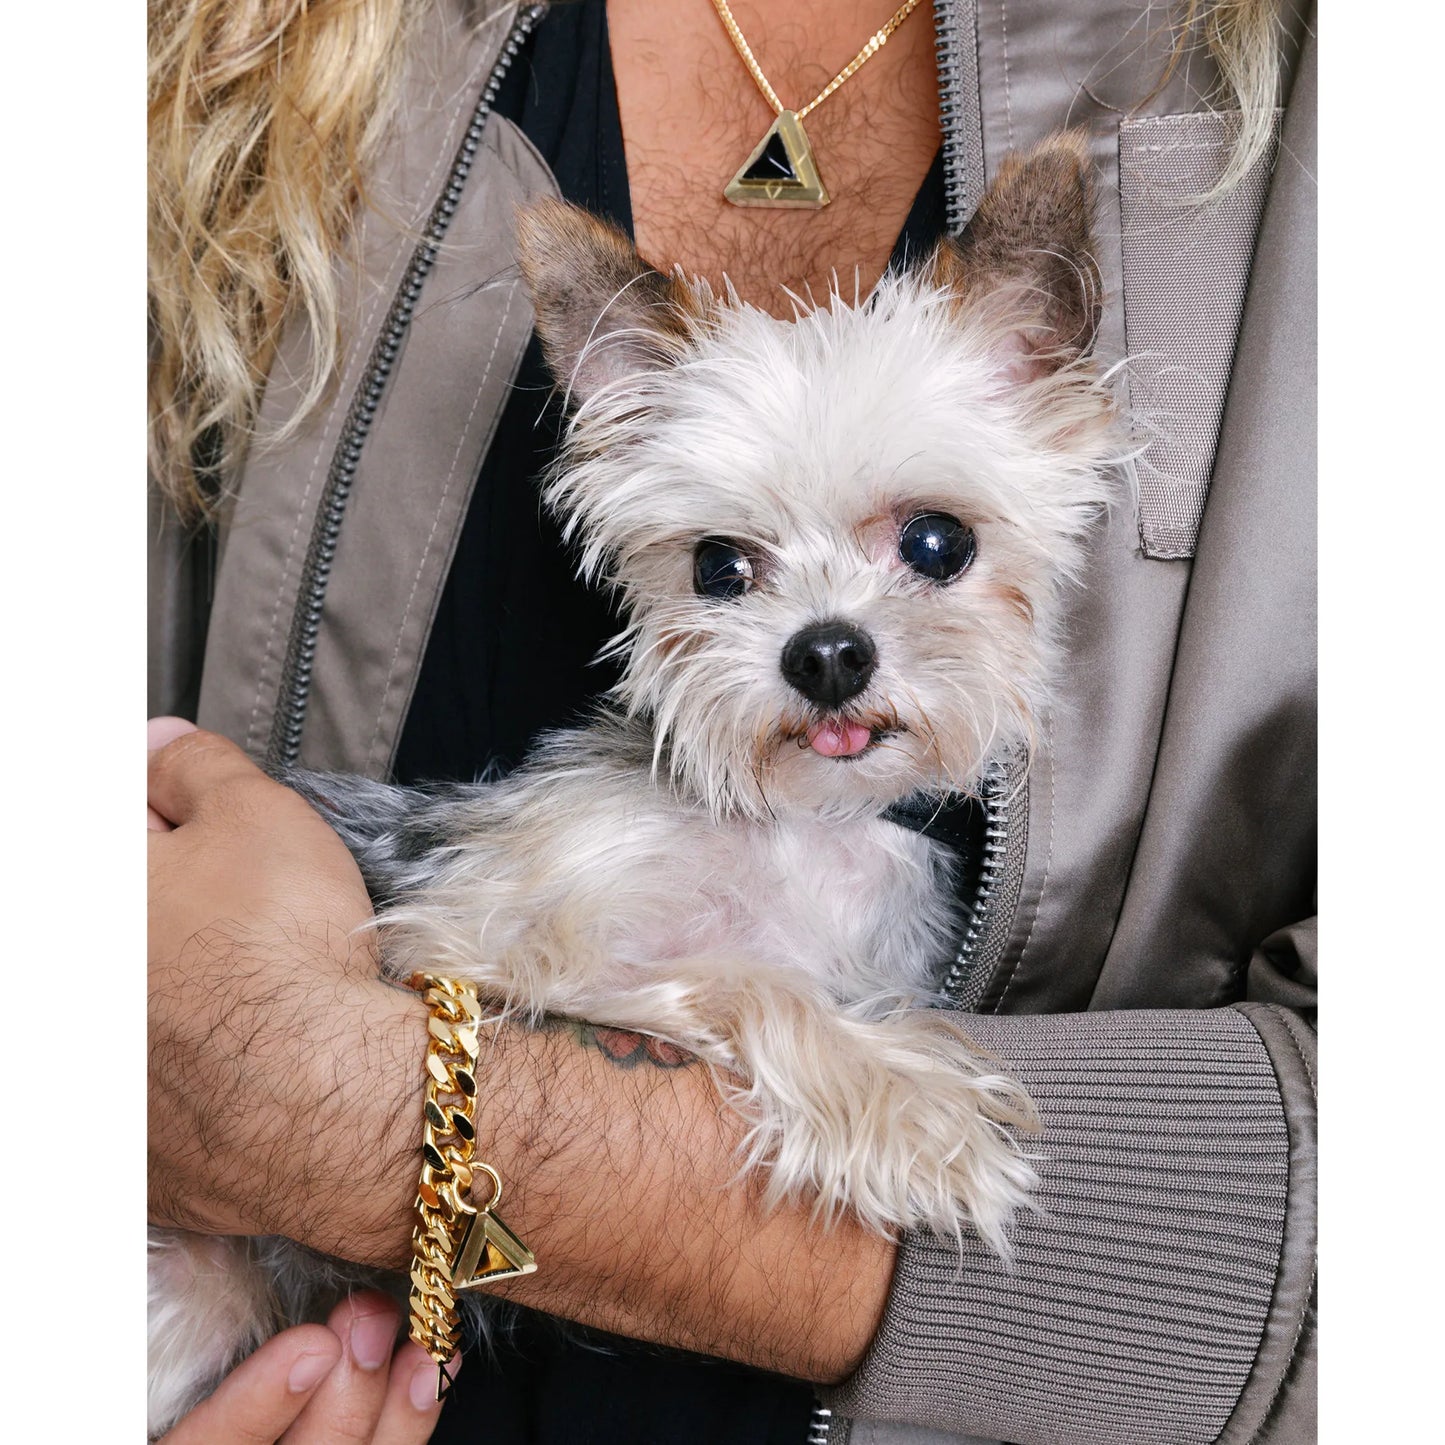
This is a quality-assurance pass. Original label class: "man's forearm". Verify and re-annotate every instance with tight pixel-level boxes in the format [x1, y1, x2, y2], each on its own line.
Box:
[319, 980, 897, 1384]
[147, 730, 894, 1386]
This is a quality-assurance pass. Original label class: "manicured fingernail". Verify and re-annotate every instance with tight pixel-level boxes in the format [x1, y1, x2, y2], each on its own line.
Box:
[288, 1350, 335, 1393]
[349, 1311, 397, 1371]
[147, 716, 198, 752]
[409, 1351, 460, 1411]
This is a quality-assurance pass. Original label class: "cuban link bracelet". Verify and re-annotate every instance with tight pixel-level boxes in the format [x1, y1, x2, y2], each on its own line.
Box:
[408, 972, 537, 1401]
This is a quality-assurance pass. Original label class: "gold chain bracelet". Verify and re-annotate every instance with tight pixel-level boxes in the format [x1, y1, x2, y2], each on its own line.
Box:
[407, 972, 536, 1401]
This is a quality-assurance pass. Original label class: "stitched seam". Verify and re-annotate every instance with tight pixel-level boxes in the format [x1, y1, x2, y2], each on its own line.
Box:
[1276, 1009, 1317, 1103]
[362, 117, 557, 775]
[241, 139, 451, 755]
[999, 0, 1014, 147]
[243, 437, 327, 754]
[1122, 112, 1242, 135]
[362, 280, 520, 772]
[244, 29, 488, 757]
[243, 264, 390, 755]
[1211, 1006, 1313, 1444]
[1126, 140, 1239, 155]
[1250, 1264, 1315, 1436]
[994, 714, 1054, 1010]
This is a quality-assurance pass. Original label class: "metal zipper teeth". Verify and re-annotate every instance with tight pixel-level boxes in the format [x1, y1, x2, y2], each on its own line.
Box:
[265, 3, 546, 771]
[933, 0, 970, 235]
[805, 1404, 834, 1445]
[940, 763, 1009, 1003]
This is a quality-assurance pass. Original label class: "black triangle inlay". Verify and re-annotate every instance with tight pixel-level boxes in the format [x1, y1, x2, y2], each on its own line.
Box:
[436, 1361, 457, 1403]
[742, 130, 798, 184]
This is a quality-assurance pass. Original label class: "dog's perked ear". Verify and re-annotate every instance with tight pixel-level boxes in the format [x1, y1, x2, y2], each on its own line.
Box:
[930, 131, 1101, 382]
[515, 198, 701, 404]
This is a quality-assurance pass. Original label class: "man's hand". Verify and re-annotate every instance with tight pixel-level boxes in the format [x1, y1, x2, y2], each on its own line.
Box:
[146, 721, 894, 1383]
[147, 723, 424, 1259]
[160, 1291, 455, 1444]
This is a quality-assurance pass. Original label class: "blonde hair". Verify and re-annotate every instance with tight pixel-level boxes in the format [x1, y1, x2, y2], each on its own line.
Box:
[147, 0, 416, 517]
[147, 0, 1291, 520]
[1159, 0, 1291, 198]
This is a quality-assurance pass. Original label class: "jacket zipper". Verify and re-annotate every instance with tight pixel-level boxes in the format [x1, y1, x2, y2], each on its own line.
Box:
[265, 2, 546, 771]
[933, 0, 986, 235]
[807, 1404, 836, 1445]
[940, 762, 1012, 1007]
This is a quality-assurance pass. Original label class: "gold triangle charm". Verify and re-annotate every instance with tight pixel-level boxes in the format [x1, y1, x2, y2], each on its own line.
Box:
[451, 1208, 538, 1289]
[724, 110, 829, 209]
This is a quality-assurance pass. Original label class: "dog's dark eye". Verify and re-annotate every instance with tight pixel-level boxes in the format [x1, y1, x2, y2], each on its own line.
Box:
[898, 513, 977, 582]
[693, 538, 754, 600]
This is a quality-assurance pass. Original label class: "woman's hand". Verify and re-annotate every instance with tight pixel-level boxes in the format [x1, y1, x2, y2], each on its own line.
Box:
[147, 721, 425, 1262]
[160, 1291, 456, 1444]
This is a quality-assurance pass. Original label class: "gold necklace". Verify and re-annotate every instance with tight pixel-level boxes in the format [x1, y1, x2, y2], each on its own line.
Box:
[710, 0, 925, 210]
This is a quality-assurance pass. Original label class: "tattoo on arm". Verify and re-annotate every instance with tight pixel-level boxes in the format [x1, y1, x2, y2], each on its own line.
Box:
[543, 1017, 698, 1070]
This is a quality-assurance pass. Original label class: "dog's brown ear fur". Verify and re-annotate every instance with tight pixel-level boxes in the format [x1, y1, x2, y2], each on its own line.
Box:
[516, 198, 702, 404]
[930, 131, 1101, 379]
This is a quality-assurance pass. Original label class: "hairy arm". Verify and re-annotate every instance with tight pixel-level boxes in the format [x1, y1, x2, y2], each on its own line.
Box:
[148, 728, 894, 1384]
[390, 1001, 892, 1379]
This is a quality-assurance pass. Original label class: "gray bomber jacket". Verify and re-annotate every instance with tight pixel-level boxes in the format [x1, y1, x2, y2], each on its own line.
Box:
[148, 3, 1318, 1442]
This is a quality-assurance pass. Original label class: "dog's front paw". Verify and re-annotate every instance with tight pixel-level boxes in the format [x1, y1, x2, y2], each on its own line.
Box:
[747, 1008, 1039, 1255]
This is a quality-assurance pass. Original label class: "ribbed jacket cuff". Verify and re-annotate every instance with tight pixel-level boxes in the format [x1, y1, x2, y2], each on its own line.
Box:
[824, 1008, 1314, 1445]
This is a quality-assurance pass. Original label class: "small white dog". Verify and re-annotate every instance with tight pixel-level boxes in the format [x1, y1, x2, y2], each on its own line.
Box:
[149, 131, 1119, 1435]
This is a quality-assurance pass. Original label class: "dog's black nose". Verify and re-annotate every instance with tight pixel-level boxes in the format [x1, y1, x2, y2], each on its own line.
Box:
[780, 621, 877, 706]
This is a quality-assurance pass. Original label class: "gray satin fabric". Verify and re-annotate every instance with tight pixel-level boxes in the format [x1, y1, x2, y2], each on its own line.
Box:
[971, 0, 1217, 1016]
[1090, 27, 1316, 1012]
[305, 114, 553, 776]
[972, 0, 1313, 1021]
[147, 484, 210, 721]
[197, 2, 532, 768]
[1120, 108, 1282, 559]
[1247, 915, 1317, 1015]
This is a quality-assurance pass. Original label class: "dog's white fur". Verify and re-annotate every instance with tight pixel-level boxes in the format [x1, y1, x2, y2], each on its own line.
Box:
[149, 134, 1120, 1436]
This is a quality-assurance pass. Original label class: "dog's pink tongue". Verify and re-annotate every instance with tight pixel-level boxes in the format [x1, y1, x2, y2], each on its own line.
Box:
[807, 720, 873, 757]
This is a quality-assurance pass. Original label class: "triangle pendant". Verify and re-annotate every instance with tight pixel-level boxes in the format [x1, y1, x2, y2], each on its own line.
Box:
[724, 111, 829, 209]
[451, 1207, 538, 1289]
